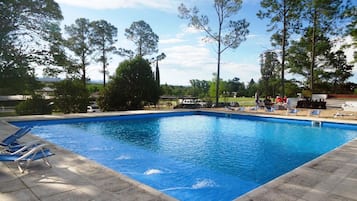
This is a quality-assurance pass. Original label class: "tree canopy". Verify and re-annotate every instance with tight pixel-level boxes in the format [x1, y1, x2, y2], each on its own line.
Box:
[90, 20, 118, 87]
[178, 0, 249, 106]
[124, 20, 159, 57]
[98, 56, 160, 111]
[257, 0, 303, 96]
[64, 18, 93, 86]
[0, 0, 63, 94]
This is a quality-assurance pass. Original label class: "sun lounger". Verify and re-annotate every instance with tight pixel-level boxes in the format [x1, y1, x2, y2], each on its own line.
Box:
[286, 108, 298, 115]
[0, 144, 54, 173]
[334, 112, 354, 118]
[265, 107, 275, 112]
[0, 127, 38, 153]
[236, 107, 245, 112]
[1, 127, 32, 147]
[309, 109, 320, 117]
[341, 101, 357, 112]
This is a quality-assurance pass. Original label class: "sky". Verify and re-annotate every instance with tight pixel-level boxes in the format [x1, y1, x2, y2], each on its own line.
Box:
[52, 0, 356, 86]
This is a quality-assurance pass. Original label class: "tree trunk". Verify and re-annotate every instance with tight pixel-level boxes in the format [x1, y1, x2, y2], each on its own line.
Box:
[215, 28, 222, 107]
[281, 0, 287, 97]
[310, 9, 318, 92]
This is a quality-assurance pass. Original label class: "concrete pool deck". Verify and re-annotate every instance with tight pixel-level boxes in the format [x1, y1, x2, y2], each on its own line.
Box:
[1, 110, 357, 201]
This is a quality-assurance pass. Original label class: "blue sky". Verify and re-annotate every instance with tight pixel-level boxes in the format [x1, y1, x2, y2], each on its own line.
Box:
[54, 0, 356, 86]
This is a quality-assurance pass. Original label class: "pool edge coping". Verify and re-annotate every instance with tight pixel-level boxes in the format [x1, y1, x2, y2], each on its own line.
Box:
[1, 109, 357, 201]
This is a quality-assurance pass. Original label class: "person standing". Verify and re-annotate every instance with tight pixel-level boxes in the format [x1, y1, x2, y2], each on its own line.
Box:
[255, 91, 259, 108]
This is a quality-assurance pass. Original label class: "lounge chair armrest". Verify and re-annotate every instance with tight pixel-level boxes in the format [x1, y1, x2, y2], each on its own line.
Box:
[15, 144, 48, 162]
[10, 140, 42, 155]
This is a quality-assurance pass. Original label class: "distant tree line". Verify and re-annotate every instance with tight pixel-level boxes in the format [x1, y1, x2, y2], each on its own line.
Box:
[161, 75, 260, 100]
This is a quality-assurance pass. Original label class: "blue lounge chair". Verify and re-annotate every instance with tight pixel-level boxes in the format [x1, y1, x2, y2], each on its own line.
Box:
[236, 107, 245, 112]
[310, 109, 320, 117]
[265, 107, 275, 112]
[1, 127, 32, 147]
[286, 108, 298, 115]
[0, 144, 54, 173]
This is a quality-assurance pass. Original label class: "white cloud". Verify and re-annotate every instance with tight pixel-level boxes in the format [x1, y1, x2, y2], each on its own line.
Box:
[221, 62, 260, 84]
[56, 0, 177, 10]
[162, 45, 214, 68]
[160, 38, 185, 45]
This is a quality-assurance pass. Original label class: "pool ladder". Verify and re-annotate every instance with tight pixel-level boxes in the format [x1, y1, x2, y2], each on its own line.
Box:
[311, 120, 322, 127]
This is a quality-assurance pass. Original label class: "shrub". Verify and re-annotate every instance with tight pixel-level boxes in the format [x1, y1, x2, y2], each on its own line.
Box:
[15, 95, 52, 115]
[54, 79, 89, 114]
[98, 56, 160, 111]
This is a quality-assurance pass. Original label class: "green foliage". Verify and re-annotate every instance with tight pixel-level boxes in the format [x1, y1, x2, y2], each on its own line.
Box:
[189, 79, 210, 98]
[98, 56, 160, 111]
[325, 50, 353, 87]
[161, 84, 191, 97]
[54, 79, 89, 113]
[287, 28, 332, 88]
[257, 0, 303, 96]
[225, 77, 246, 97]
[287, 27, 353, 93]
[15, 95, 52, 115]
[284, 81, 300, 97]
[124, 20, 159, 57]
[87, 83, 103, 94]
[344, 5, 356, 63]
[42, 22, 73, 78]
[178, 0, 249, 105]
[259, 51, 281, 97]
[65, 18, 93, 85]
[90, 20, 118, 87]
[302, 0, 346, 91]
[209, 76, 226, 100]
[0, 0, 62, 95]
[246, 79, 258, 97]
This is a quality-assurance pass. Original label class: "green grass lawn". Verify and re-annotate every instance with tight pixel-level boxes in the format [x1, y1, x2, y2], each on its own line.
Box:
[220, 97, 255, 106]
[157, 97, 256, 108]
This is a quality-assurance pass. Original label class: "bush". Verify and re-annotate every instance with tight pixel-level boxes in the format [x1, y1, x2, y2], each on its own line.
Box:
[15, 95, 52, 115]
[54, 79, 89, 114]
[98, 56, 160, 111]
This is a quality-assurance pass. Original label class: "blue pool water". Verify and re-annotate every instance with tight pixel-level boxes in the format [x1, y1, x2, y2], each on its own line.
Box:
[12, 112, 357, 201]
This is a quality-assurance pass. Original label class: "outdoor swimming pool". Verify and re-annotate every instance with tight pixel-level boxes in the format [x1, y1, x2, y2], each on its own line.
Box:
[11, 111, 357, 201]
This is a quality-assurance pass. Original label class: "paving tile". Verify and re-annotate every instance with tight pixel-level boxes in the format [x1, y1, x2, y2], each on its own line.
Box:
[313, 174, 344, 192]
[0, 189, 39, 201]
[93, 177, 132, 193]
[247, 188, 299, 201]
[0, 168, 17, 183]
[326, 193, 357, 201]
[300, 188, 328, 201]
[347, 168, 357, 179]
[276, 183, 312, 199]
[284, 169, 324, 188]
[29, 181, 78, 198]
[233, 186, 269, 201]
[307, 159, 343, 173]
[40, 189, 94, 201]
[331, 178, 357, 200]
[0, 178, 26, 193]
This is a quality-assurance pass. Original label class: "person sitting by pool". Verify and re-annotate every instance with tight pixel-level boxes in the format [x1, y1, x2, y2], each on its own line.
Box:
[264, 96, 273, 109]
[281, 96, 291, 109]
[274, 96, 286, 110]
[275, 96, 283, 104]
[283, 96, 287, 103]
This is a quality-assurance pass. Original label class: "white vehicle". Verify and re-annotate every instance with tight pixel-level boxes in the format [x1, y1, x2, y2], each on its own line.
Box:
[87, 105, 101, 112]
